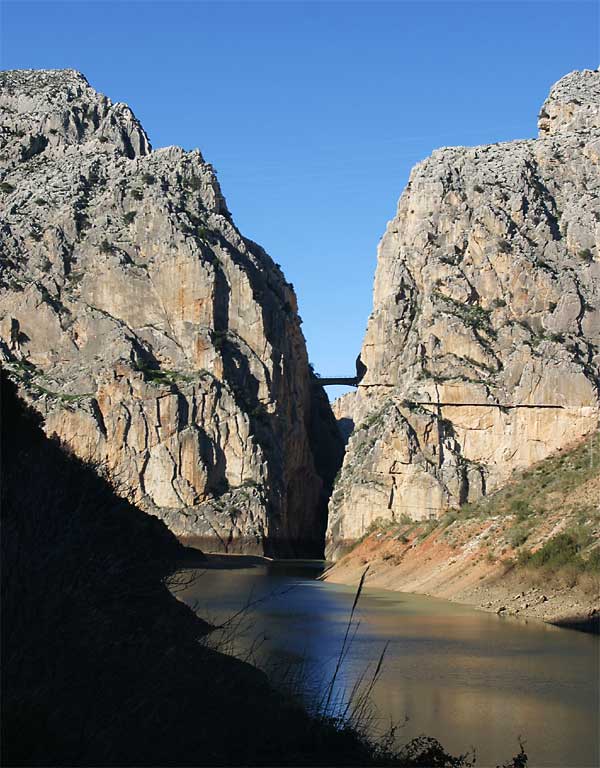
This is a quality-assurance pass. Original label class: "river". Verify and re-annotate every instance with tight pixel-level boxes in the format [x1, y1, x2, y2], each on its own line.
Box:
[172, 557, 599, 767]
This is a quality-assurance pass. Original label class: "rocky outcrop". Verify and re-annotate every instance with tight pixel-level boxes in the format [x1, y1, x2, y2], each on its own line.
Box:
[0, 69, 342, 556]
[327, 69, 600, 558]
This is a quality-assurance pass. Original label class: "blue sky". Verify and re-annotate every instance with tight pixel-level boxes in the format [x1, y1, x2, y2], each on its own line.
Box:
[2, 1, 598, 397]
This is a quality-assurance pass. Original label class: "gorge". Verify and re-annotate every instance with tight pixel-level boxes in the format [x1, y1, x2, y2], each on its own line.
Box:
[1, 69, 599, 568]
[1, 64, 599, 768]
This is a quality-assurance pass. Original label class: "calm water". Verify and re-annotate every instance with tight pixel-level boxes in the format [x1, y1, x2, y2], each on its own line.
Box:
[173, 558, 599, 768]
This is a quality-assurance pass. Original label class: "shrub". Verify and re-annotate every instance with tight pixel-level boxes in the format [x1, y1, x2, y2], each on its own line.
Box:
[442, 510, 458, 528]
[510, 498, 533, 521]
[434, 291, 495, 336]
[523, 533, 585, 571]
[142, 173, 156, 185]
[417, 518, 439, 541]
[99, 239, 113, 254]
[34, 197, 46, 206]
[211, 329, 228, 350]
[508, 523, 530, 549]
[0, 181, 15, 193]
[123, 211, 136, 225]
[456, 503, 480, 520]
[579, 248, 593, 263]
[588, 548, 600, 570]
[98, 136, 109, 143]
[131, 189, 144, 201]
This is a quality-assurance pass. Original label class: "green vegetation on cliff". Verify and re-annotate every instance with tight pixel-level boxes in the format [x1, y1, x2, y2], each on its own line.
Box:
[445, 430, 600, 579]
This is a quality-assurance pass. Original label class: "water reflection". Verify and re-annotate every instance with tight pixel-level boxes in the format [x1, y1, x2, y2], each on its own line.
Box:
[173, 559, 599, 768]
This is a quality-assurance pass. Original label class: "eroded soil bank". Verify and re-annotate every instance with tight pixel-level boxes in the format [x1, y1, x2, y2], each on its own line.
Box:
[321, 528, 599, 631]
[323, 433, 600, 632]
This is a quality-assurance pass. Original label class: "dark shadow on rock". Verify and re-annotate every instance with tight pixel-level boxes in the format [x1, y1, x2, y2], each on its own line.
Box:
[337, 416, 355, 444]
[307, 376, 345, 555]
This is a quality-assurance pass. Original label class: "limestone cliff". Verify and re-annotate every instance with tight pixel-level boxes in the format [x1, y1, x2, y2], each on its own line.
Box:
[327, 69, 600, 558]
[0, 69, 342, 556]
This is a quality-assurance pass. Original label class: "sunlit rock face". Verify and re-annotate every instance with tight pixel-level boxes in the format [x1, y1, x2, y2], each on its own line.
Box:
[327, 70, 600, 559]
[0, 69, 343, 556]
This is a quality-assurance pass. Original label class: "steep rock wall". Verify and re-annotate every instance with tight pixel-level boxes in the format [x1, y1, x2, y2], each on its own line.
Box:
[327, 70, 600, 558]
[0, 69, 342, 556]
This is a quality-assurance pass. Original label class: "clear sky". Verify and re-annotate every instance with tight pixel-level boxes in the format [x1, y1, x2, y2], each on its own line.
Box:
[1, 1, 598, 398]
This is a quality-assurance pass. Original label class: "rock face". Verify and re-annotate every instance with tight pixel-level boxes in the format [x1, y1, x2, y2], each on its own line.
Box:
[327, 70, 600, 558]
[0, 69, 342, 556]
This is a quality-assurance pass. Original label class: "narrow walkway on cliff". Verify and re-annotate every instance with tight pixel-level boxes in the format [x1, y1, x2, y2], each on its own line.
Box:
[315, 373, 568, 408]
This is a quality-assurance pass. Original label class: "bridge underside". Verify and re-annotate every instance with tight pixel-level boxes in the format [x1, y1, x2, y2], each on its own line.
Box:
[318, 377, 358, 387]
